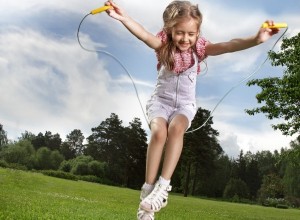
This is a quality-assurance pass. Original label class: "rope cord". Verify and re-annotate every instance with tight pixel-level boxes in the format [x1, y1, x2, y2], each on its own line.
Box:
[77, 13, 150, 127]
[77, 13, 288, 133]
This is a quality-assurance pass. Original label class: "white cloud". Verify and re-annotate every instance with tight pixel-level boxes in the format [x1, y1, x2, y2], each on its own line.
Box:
[214, 112, 296, 158]
[0, 27, 151, 140]
[218, 132, 241, 158]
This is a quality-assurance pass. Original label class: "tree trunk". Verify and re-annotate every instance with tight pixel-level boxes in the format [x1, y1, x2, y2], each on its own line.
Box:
[192, 163, 198, 196]
[184, 162, 191, 197]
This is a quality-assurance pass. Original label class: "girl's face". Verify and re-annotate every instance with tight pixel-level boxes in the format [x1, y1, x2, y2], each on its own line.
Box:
[171, 18, 199, 52]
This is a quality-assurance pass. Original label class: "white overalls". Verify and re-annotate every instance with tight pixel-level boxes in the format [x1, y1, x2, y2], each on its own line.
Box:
[146, 53, 198, 128]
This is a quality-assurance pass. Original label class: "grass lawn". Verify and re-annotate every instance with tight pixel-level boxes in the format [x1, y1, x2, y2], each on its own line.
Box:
[0, 168, 299, 219]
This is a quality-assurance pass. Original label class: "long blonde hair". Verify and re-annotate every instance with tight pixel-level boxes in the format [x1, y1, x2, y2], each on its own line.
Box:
[158, 1, 203, 71]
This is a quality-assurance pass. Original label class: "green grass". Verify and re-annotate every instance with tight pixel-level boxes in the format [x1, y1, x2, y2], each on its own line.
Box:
[0, 168, 299, 220]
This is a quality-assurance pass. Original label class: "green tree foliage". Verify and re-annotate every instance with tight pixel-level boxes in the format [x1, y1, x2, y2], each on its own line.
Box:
[254, 150, 278, 177]
[44, 131, 62, 151]
[60, 142, 76, 160]
[0, 140, 36, 169]
[245, 156, 261, 199]
[51, 150, 65, 170]
[88, 160, 106, 178]
[258, 173, 285, 204]
[69, 155, 93, 175]
[281, 136, 300, 199]
[0, 124, 8, 147]
[36, 147, 52, 170]
[31, 132, 46, 150]
[18, 131, 36, 142]
[86, 113, 147, 188]
[31, 131, 62, 151]
[246, 33, 300, 136]
[223, 178, 250, 200]
[65, 129, 85, 156]
[121, 118, 147, 188]
[87, 113, 125, 184]
[36, 147, 64, 170]
[60, 155, 106, 178]
[208, 155, 232, 198]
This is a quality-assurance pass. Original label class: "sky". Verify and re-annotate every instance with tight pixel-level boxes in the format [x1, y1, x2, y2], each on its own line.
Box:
[0, 0, 299, 158]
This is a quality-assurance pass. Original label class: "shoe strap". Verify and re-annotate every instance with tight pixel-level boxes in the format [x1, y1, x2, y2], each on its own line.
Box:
[157, 183, 172, 191]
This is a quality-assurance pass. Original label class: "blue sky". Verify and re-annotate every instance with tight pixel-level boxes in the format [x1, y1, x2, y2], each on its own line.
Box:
[1, 0, 299, 157]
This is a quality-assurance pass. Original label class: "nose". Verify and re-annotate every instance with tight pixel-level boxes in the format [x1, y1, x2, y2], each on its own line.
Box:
[182, 33, 189, 42]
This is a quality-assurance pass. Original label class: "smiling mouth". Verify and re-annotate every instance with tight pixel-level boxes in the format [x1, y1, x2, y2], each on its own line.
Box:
[180, 42, 190, 47]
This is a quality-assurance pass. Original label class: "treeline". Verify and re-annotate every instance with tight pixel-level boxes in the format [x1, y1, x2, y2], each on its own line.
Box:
[0, 109, 299, 209]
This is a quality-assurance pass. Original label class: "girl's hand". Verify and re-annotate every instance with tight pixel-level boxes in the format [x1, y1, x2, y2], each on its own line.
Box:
[105, 0, 127, 21]
[257, 20, 280, 44]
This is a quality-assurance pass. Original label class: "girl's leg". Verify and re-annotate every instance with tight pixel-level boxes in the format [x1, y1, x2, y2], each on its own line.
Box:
[161, 114, 189, 180]
[140, 115, 189, 213]
[145, 117, 168, 185]
[138, 118, 167, 219]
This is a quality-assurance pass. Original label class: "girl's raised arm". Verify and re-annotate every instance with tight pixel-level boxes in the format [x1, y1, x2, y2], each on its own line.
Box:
[205, 20, 279, 56]
[105, 1, 162, 50]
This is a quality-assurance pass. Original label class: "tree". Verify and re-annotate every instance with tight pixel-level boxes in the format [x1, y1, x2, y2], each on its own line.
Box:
[36, 147, 64, 170]
[65, 129, 85, 156]
[18, 131, 36, 142]
[0, 124, 8, 147]
[50, 150, 65, 170]
[87, 113, 126, 184]
[0, 140, 36, 168]
[31, 132, 46, 150]
[258, 173, 285, 204]
[282, 135, 300, 200]
[122, 118, 148, 188]
[86, 114, 148, 188]
[44, 131, 62, 151]
[31, 131, 62, 151]
[246, 33, 300, 136]
[245, 156, 261, 199]
[60, 142, 76, 160]
[255, 150, 278, 177]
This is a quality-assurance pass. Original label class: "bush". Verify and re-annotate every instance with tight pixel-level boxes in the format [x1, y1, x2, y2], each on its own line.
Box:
[0, 140, 35, 167]
[7, 163, 28, 171]
[258, 174, 285, 204]
[285, 196, 300, 208]
[276, 204, 289, 209]
[41, 170, 78, 181]
[50, 150, 64, 170]
[263, 197, 288, 208]
[223, 178, 249, 200]
[88, 160, 106, 178]
[59, 160, 72, 172]
[36, 147, 52, 170]
[78, 175, 102, 183]
[78, 175, 116, 186]
[0, 159, 8, 168]
[71, 162, 89, 176]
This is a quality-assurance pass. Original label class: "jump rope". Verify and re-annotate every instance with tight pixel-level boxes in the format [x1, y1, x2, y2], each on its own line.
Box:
[77, 5, 288, 133]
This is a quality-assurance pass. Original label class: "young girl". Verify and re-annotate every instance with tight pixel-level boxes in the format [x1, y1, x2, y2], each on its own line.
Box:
[104, 1, 279, 219]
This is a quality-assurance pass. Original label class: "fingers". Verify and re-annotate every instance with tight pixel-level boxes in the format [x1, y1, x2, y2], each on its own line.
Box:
[262, 20, 280, 35]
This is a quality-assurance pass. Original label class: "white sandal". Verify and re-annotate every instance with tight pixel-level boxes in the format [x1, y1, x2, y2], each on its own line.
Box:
[137, 208, 154, 220]
[140, 182, 172, 212]
[137, 185, 155, 220]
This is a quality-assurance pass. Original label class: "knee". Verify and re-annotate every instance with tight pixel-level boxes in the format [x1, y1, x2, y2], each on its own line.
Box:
[168, 123, 186, 137]
[151, 129, 167, 144]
